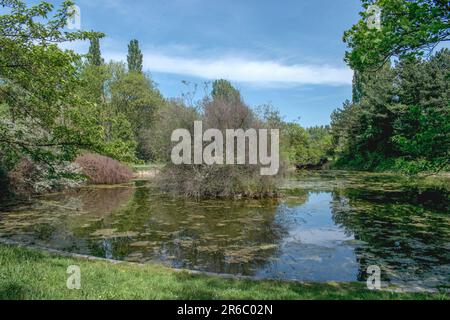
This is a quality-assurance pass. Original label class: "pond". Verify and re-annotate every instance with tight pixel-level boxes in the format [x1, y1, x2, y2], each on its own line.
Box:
[0, 171, 449, 291]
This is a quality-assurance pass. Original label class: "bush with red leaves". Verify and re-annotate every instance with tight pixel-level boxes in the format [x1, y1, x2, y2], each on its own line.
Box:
[75, 153, 133, 185]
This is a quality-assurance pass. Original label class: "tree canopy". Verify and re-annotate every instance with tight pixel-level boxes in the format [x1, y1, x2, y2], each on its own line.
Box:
[212, 79, 241, 105]
[344, 0, 450, 71]
[0, 0, 104, 168]
[88, 37, 104, 66]
[332, 49, 449, 173]
[127, 39, 143, 73]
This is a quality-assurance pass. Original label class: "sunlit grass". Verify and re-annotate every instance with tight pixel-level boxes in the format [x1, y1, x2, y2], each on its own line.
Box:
[0, 244, 446, 300]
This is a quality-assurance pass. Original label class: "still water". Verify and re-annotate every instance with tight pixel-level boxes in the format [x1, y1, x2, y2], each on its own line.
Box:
[0, 172, 449, 290]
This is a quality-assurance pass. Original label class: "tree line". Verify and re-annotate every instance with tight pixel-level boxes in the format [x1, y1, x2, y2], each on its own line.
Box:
[332, 0, 449, 174]
[0, 0, 332, 196]
[0, 0, 448, 198]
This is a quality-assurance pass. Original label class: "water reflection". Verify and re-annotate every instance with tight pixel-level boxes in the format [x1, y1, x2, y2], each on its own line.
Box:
[0, 174, 448, 290]
[331, 189, 450, 289]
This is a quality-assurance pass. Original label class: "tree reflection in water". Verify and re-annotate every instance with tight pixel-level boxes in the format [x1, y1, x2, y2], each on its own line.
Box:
[331, 188, 449, 289]
[0, 175, 448, 289]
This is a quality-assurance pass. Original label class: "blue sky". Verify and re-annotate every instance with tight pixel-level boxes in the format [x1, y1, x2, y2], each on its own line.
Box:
[51, 0, 363, 127]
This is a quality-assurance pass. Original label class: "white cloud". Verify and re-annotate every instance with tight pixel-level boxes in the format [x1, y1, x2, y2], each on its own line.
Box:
[105, 52, 352, 86]
[61, 39, 352, 87]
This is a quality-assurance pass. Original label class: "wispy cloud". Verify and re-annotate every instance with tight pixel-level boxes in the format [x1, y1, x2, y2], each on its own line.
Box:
[60, 39, 352, 87]
[106, 51, 353, 86]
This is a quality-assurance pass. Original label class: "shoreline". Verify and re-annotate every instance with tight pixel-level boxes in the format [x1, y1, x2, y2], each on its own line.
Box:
[0, 238, 441, 295]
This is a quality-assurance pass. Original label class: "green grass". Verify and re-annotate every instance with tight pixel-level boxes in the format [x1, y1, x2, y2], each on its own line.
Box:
[0, 245, 446, 300]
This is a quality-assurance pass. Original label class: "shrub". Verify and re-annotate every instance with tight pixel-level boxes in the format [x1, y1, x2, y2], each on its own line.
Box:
[75, 153, 133, 184]
[142, 99, 200, 163]
[7, 158, 39, 195]
[7, 159, 85, 196]
[157, 164, 281, 199]
[149, 81, 285, 199]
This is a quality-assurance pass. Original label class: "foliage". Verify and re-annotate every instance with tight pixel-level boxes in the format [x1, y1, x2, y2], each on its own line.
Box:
[140, 99, 199, 163]
[257, 104, 333, 166]
[352, 70, 364, 104]
[109, 68, 166, 160]
[150, 81, 283, 198]
[99, 112, 138, 163]
[281, 124, 333, 166]
[211, 79, 241, 104]
[339, 0, 449, 174]
[76, 61, 138, 163]
[127, 39, 143, 73]
[0, 0, 146, 197]
[282, 123, 309, 164]
[306, 126, 333, 162]
[344, 0, 450, 71]
[332, 49, 450, 173]
[75, 153, 133, 184]
[0, 0, 104, 170]
[77, 63, 108, 105]
[87, 37, 103, 66]
[110, 70, 165, 136]
[7, 158, 84, 195]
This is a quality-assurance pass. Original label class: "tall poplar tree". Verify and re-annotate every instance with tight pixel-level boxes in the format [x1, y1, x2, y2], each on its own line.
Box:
[88, 37, 103, 66]
[127, 39, 143, 73]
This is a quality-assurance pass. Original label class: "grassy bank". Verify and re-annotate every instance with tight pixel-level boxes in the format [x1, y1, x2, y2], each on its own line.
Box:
[0, 244, 446, 300]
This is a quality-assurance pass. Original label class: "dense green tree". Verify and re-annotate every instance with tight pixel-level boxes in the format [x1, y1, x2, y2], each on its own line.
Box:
[127, 39, 143, 73]
[282, 123, 310, 165]
[0, 0, 104, 169]
[257, 104, 332, 166]
[282, 124, 333, 166]
[336, 0, 449, 173]
[331, 100, 362, 157]
[77, 61, 138, 163]
[77, 63, 108, 105]
[109, 68, 165, 160]
[344, 0, 450, 71]
[306, 126, 333, 162]
[211, 79, 241, 104]
[87, 37, 104, 66]
[332, 50, 449, 173]
[100, 112, 137, 163]
[110, 71, 164, 134]
[83, 37, 106, 104]
[352, 71, 364, 104]
[391, 49, 450, 171]
[332, 62, 398, 170]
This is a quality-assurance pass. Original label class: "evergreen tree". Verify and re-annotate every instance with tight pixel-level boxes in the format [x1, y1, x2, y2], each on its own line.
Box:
[88, 37, 103, 66]
[392, 49, 450, 169]
[332, 50, 449, 173]
[352, 71, 364, 104]
[127, 39, 143, 73]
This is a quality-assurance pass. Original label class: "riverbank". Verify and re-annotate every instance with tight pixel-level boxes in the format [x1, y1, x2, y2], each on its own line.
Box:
[131, 163, 163, 180]
[0, 244, 446, 300]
